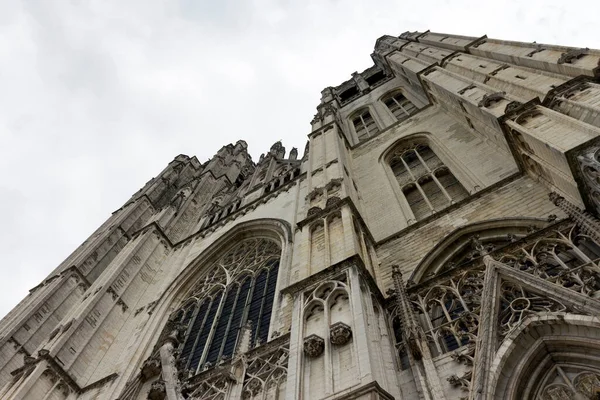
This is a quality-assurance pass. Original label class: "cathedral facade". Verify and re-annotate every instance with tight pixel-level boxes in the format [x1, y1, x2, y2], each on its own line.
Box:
[2, 30, 600, 400]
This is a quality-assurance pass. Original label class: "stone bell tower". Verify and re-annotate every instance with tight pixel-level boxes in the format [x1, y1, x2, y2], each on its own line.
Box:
[2, 30, 600, 400]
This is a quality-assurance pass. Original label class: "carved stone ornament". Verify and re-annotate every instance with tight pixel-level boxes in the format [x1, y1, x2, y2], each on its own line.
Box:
[325, 196, 342, 209]
[307, 206, 322, 218]
[558, 47, 589, 64]
[141, 357, 161, 381]
[147, 380, 166, 400]
[307, 187, 324, 202]
[243, 379, 262, 398]
[577, 146, 600, 215]
[311, 113, 322, 125]
[303, 334, 325, 357]
[329, 322, 352, 346]
[478, 91, 506, 108]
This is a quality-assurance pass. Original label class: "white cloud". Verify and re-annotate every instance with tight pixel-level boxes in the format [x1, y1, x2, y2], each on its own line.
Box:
[0, 0, 599, 318]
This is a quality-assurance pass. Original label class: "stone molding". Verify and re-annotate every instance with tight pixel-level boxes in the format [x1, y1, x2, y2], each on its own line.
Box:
[329, 322, 352, 346]
[303, 334, 325, 357]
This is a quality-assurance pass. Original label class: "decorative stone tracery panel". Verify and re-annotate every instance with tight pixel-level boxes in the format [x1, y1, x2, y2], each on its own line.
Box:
[389, 220, 600, 399]
[171, 238, 281, 376]
[242, 343, 289, 399]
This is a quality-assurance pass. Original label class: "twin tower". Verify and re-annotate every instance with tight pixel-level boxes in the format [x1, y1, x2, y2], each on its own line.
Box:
[2, 30, 600, 399]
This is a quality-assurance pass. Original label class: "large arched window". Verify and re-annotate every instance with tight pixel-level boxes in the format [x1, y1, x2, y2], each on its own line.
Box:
[173, 238, 281, 374]
[382, 91, 417, 122]
[351, 108, 380, 141]
[390, 143, 468, 221]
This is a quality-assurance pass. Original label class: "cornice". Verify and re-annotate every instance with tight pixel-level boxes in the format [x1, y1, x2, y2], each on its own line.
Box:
[281, 255, 385, 304]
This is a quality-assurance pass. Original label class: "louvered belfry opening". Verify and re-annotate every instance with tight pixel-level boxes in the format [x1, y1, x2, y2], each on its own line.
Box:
[174, 238, 281, 374]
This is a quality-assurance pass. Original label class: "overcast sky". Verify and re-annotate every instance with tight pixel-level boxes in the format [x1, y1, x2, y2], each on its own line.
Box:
[1, 0, 599, 319]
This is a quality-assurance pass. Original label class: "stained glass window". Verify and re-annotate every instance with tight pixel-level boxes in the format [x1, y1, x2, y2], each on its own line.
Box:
[174, 238, 281, 374]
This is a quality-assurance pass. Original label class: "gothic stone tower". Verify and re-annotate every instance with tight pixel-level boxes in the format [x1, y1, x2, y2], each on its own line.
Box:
[2, 30, 600, 400]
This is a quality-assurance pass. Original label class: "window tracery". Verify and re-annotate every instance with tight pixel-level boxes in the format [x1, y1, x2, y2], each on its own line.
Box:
[173, 238, 281, 376]
[351, 109, 380, 141]
[498, 223, 600, 296]
[389, 221, 600, 398]
[389, 143, 468, 221]
[382, 91, 417, 122]
[242, 344, 289, 399]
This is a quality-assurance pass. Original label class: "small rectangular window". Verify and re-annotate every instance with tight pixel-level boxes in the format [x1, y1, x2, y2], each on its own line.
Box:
[365, 70, 386, 86]
[340, 86, 359, 103]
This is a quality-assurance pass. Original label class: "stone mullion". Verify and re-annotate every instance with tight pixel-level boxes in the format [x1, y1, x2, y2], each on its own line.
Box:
[283, 293, 303, 400]
[239, 275, 258, 342]
[217, 284, 243, 361]
[417, 297, 443, 355]
[392, 266, 446, 400]
[347, 267, 373, 386]
[470, 256, 500, 400]
[197, 291, 227, 370]
[414, 149, 453, 204]
[392, 96, 410, 117]
[400, 156, 434, 212]
[253, 268, 271, 345]
[184, 297, 213, 372]
[555, 232, 597, 268]
[357, 114, 366, 138]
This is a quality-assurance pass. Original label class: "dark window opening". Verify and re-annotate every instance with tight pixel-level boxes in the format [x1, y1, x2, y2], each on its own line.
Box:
[340, 86, 359, 103]
[365, 70, 386, 86]
[174, 239, 281, 375]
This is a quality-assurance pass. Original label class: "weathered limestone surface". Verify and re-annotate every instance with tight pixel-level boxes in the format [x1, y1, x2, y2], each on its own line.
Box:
[2, 30, 600, 400]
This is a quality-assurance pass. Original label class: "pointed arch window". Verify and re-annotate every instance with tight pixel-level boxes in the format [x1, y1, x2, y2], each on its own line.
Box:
[351, 109, 380, 141]
[382, 91, 417, 122]
[173, 238, 280, 374]
[390, 143, 468, 221]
